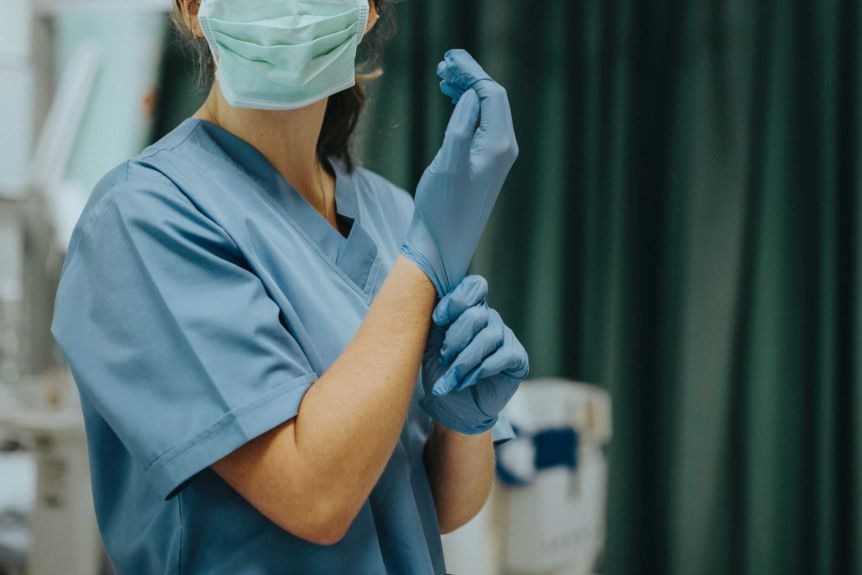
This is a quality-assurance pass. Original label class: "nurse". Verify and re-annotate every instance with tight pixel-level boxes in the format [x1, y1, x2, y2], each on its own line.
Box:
[51, 0, 527, 574]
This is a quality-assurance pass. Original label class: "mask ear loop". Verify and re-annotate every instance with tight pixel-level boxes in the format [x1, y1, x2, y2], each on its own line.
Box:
[355, 0, 371, 47]
[190, 0, 204, 34]
[196, 0, 222, 68]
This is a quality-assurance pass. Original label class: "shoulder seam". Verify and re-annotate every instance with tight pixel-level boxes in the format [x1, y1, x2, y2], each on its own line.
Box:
[108, 169, 241, 253]
[69, 157, 241, 270]
[137, 120, 204, 162]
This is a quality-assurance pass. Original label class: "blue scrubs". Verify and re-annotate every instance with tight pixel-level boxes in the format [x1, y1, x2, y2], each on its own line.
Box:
[52, 118, 512, 574]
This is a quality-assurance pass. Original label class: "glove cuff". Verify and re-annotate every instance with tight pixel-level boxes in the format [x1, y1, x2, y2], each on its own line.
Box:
[401, 216, 451, 297]
[419, 395, 497, 435]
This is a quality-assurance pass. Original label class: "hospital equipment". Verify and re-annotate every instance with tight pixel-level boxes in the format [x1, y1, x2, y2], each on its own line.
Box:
[30, 42, 100, 253]
[0, 279, 22, 394]
[421, 276, 528, 435]
[51, 4, 168, 197]
[199, 0, 370, 110]
[442, 380, 612, 575]
[402, 50, 519, 296]
[1, 2, 171, 574]
[499, 380, 611, 574]
[0, 0, 35, 198]
[0, 382, 102, 575]
[0, 449, 35, 575]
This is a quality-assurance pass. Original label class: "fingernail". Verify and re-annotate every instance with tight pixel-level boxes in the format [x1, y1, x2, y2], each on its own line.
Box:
[445, 371, 459, 393]
[434, 372, 454, 396]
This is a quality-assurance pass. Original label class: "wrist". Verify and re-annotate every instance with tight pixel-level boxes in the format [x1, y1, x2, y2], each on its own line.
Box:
[431, 422, 493, 445]
[401, 217, 451, 297]
[393, 254, 437, 299]
[433, 422, 491, 437]
[419, 394, 498, 435]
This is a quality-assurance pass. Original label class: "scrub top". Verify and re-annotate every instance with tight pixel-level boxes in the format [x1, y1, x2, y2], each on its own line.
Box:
[51, 118, 513, 575]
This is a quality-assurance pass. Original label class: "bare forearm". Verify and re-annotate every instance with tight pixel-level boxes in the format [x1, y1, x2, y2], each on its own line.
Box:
[293, 257, 436, 516]
[213, 256, 437, 542]
[424, 424, 495, 533]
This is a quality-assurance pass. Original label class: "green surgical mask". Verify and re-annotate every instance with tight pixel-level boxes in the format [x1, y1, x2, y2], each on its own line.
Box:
[198, 0, 370, 110]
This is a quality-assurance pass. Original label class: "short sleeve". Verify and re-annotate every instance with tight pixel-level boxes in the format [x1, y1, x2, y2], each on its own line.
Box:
[51, 168, 317, 500]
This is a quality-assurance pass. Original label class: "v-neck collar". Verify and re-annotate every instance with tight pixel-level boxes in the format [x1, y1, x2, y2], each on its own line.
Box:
[189, 118, 380, 295]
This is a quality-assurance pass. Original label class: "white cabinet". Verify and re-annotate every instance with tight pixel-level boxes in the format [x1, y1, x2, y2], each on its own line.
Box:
[0, 0, 33, 60]
[0, 0, 35, 196]
[33, 0, 173, 15]
[0, 68, 35, 195]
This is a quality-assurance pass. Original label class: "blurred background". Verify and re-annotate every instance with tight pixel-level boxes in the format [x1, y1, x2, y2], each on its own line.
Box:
[1, 0, 860, 574]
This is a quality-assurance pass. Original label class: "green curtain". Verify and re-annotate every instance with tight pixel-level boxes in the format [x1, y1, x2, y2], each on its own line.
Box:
[153, 1, 861, 572]
[356, 1, 862, 574]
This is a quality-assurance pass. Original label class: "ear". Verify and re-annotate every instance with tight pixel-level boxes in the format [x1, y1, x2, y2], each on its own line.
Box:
[180, 0, 205, 39]
[365, 1, 379, 36]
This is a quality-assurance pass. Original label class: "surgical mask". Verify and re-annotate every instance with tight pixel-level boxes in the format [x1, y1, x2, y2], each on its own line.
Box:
[198, 0, 370, 110]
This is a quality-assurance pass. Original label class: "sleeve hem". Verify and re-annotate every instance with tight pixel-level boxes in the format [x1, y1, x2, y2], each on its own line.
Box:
[145, 373, 318, 500]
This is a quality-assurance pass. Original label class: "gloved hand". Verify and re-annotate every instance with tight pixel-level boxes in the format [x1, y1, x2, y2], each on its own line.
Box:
[401, 49, 519, 296]
[420, 275, 530, 434]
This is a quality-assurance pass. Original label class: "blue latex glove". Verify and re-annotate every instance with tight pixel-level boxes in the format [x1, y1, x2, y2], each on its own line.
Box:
[420, 275, 530, 434]
[401, 49, 519, 296]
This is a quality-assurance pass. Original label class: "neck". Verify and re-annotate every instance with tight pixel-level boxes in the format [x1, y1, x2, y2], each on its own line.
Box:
[194, 82, 337, 224]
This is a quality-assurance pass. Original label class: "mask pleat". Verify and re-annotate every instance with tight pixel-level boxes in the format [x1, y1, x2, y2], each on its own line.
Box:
[198, 0, 368, 110]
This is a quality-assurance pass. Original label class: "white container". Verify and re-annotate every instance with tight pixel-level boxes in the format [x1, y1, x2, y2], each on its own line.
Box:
[498, 380, 612, 575]
[442, 380, 612, 575]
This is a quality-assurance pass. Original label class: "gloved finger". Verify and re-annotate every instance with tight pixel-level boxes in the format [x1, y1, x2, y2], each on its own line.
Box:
[448, 309, 506, 391]
[424, 322, 446, 359]
[432, 88, 480, 171]
[437, 60, 467, 103]
[474, 369, 520, 420]
[473, 325, 530, 381]
[433, 309, 505, 396]
[440, 80, 466, 104]
[447, 323, 528, 392]
[437, 49, 492, 92]
[433, 275, 489, 326]
[440, 303, 490, 366]
[439, 50, 513, 143]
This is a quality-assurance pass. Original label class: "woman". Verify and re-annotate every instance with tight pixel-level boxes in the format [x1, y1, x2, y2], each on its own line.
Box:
[51, 0, 527, 573]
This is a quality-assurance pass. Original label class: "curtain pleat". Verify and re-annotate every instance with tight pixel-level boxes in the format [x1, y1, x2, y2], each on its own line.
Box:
[358, 2, 862, 573]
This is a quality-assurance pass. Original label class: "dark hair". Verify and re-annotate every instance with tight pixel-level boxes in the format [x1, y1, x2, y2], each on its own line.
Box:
[172, 0, 395, 172]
